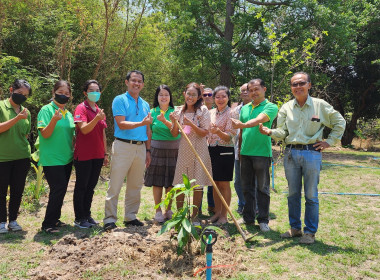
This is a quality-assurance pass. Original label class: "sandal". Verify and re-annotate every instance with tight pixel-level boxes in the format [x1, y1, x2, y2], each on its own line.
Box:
[55, 220, 67, 227]
[42, 227, 60, 234]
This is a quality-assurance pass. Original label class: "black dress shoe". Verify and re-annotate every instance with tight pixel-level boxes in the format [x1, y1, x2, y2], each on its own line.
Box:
[124, 219, 144, 227]
[103, 222, 117, 231]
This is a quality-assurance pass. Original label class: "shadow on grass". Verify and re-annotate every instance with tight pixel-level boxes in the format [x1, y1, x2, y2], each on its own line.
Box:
[32, 224, 103, 245]
[0, 230, 27, 243]
[220, 222, 360, 257]
[32, 219, 158, 246]
[270, 237, 360, 256]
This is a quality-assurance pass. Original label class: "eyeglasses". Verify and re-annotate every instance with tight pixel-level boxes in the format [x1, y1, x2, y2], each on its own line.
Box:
[203, 93, 213, 97]
[186, 92, 198, 98]
[291, 81, 308, 88]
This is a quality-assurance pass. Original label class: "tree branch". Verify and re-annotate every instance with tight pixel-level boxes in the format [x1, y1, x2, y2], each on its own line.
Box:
[208, 21, 224, 38]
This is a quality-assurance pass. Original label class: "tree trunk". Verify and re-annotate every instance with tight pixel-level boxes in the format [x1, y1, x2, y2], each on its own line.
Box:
[219, 0, 235, 87]
[341, 115, 359, 146]
[340, 86, 372, 146]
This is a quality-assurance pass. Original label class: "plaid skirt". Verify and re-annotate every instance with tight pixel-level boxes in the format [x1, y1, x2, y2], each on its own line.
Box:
[144, 139, 180, 188]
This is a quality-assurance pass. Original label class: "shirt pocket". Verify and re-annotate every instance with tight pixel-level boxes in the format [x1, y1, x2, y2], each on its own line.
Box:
[305, 120, 321, 136]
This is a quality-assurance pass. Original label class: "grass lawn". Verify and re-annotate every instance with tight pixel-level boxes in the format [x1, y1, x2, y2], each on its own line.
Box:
[0, 148, 379, 279]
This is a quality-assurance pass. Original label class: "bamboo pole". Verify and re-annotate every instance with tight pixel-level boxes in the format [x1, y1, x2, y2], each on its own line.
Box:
[175, 120, 254, 242]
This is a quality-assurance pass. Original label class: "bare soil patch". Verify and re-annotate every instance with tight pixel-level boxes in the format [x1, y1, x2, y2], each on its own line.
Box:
[30, 224, 248, 279]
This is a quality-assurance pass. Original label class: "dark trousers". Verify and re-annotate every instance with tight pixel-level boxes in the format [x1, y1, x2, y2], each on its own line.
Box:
[240, 155, 271, 224]
[42, 162, 72, 228]
[0, 158, 30, 222]
[73, 158, 104, 221]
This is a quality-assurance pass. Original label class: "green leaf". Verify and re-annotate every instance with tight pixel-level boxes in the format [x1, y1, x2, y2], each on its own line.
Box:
[182, 173, 190, 188]
[182, 218, 192, 233]
[191, 225, 200, 240]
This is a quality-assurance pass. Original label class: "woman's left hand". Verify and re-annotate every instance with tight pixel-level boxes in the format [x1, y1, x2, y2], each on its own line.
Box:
[157, 112, 165, 122]
[210, 123, 219, 134]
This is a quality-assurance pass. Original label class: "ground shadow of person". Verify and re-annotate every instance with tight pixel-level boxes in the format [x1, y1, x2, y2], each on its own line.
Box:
[0, 230, 27, 244]
[32, 224, 99, 245]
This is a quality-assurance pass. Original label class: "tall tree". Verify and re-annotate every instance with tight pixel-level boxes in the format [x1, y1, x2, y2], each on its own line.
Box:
[154, 0, 288, 87]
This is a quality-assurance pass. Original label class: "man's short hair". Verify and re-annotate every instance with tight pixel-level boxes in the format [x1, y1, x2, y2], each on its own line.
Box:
[292, 71, 311, 83]
[126, 70, 145, 82]
[248, 78, 265, 88]
[240, 83, 248, 91]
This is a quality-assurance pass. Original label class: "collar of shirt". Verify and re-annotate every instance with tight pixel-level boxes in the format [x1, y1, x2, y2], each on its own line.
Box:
[4, 98, 24, 111]
[50, 101, 68, 117]
[248, 99, 268, 114]
[126, 91, 141, 103]
[291, 95, 312, 109]
[216, 106, 229, 115]
[155, 106, 170, 114]
[83, 99, 99, 113]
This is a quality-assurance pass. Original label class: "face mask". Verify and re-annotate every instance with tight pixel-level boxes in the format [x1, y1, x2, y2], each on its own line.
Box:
[87, 92, 101, 102]
[11, 92, 27, 105]
[54, 93, 70, 104]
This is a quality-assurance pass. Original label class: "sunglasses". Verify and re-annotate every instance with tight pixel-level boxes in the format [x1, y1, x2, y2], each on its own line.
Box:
[291, 81, 308, 87]
[203, 93, 213, 97]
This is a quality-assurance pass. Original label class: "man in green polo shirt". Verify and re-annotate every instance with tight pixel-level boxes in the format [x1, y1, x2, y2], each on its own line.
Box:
[231, 78, 278, 232]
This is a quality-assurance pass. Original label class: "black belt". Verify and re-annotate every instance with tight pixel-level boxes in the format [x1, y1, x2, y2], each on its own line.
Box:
[116, 137, 144, 145]
[286, 144, 320, 152]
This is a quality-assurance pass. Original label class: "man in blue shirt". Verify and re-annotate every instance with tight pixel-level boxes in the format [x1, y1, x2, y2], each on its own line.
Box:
[104, 70, 152, 230]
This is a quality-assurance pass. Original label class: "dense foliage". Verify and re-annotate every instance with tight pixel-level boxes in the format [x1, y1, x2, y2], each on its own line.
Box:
[0, 0, 379, 146]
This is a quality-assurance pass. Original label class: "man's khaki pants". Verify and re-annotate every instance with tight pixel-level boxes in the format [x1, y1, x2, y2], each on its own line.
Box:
[104, 140, 146, 224]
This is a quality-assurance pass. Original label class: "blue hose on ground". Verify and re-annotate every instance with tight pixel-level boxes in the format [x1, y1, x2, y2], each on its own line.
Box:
[281, 191, 380, 196]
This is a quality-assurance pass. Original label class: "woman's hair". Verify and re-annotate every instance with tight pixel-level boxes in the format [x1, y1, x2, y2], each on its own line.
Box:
[11, 79, 32, 96]
[83, 80, 102, 92]
[182, 82, 203, 113]
[53, 80, 72, 94]
[213, 85, 231, 107]
[153, 85, 174, 108]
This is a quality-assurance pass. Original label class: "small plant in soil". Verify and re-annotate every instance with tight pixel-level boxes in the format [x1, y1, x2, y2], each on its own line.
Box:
[157, 174, 222, 255]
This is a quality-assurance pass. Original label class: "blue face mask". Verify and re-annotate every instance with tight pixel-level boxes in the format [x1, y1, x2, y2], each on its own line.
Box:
[87, 92, 101, 102]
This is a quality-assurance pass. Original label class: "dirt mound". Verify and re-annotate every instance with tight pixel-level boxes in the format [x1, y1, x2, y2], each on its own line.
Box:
[30, 223, 249, 279]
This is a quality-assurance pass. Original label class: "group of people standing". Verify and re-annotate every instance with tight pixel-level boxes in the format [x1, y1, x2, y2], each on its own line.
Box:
[1, 79, 107, 233]
[0, 70, 345, 244]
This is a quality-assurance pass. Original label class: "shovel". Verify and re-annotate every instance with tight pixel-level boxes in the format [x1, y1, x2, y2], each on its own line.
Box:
[175, 119, 255, 242]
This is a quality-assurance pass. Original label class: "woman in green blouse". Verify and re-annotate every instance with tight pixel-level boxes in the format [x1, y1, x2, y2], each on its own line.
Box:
[144, 85, 180, 223]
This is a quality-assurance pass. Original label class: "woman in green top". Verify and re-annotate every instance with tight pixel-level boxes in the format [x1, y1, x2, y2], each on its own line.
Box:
[144, 85, 180, 223]
[0, 79, 32, 233]
[37, 80, 75, 234]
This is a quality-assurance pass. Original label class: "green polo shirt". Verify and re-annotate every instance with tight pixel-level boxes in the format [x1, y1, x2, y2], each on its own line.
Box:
[150, 107, 181, 141]
[240, 99, 278, 157]
[37, 102, 75, 166]
[0, 99, 31, 162]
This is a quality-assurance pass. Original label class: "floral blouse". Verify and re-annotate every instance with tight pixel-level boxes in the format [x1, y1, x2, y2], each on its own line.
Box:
[208, 106, 237, 147]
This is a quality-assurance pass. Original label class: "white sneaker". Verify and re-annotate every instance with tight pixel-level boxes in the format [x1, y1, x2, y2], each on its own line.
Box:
[154, 211, 165, 223]
[8, 220, 22, 231]
[259, 223, 270, 232]
[0, 222, 8, 233]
